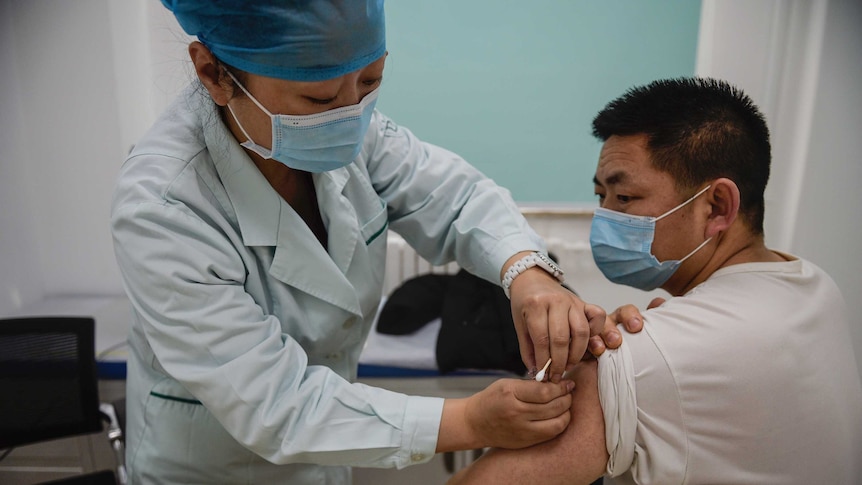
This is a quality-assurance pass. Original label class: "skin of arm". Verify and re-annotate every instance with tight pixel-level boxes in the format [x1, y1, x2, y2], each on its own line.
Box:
[447, 359, 608, 485]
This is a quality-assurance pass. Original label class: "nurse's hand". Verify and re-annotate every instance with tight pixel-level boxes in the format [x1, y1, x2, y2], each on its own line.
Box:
[505, 257, 606, 383]
[436, 378, 574, 452]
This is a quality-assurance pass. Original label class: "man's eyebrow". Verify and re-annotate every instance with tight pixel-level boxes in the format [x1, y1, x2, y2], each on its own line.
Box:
[593, 171, 627, 187]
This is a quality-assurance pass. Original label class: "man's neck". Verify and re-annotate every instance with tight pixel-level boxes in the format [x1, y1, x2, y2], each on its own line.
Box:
[666, 226, 786, 296]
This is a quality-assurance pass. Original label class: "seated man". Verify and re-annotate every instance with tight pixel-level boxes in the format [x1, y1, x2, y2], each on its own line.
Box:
[448, 78, 862, 484]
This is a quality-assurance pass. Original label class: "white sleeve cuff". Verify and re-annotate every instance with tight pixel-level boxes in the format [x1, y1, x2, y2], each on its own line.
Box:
[396, 395, 445, 469]
[597, 343, 638, 477]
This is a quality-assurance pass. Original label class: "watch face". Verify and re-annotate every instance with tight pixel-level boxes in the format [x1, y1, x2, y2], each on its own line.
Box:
[537, 252, 560, 270]
[535, 252, 563, 278]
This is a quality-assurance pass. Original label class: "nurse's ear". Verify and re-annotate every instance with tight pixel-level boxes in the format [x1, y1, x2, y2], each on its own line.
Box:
[189, 41, 234, 107]
[704, 178, 740, 239]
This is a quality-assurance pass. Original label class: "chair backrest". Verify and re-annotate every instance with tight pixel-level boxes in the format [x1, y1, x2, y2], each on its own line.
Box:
[0, 316, 103, 449]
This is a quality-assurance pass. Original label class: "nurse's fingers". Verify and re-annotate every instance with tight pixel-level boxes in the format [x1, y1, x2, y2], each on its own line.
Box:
[464, 379, 574, 449]
[526, 308, 551, 379]
[514, 316, 537, 373]
[582, 305, 612, 358]
[516, 294, 552, 377]
[517, 387, 575, 421]
[599, 315, 622, 349]
[586, 318, 617, 358]
[546, 299, 577, 382]
[511, 378, 574, 405]
[510, 381, 573, 431]
[508, 269, 584, 378]
[556, 304, 587, 375]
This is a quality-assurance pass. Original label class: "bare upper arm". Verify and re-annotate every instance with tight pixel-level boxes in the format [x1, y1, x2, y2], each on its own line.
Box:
[447, 359, 609, 485]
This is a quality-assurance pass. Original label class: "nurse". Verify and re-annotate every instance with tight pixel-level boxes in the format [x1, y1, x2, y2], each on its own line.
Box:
[111, 1, 630, 483]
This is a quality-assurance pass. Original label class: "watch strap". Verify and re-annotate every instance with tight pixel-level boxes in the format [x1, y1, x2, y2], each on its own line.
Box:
[501, 252, 565, 298]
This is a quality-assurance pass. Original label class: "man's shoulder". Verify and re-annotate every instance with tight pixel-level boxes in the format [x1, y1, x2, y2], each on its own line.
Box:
[700, 256, 843, 306]
[637, 255, 846, 354]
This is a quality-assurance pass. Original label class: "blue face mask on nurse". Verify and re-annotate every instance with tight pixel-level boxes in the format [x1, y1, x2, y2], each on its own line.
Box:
[225, 70, 380, 173]
[169, 0, 388, 174]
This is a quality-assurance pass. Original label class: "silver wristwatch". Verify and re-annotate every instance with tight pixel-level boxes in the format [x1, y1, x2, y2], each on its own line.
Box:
[501, 252, 565, 298]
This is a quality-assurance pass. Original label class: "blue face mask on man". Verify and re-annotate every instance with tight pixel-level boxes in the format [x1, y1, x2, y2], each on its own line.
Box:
[225, 70, 379, 173]
[589, 185, 712, 291]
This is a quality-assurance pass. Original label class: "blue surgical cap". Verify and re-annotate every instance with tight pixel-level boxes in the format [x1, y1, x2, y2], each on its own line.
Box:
[161, 0, 386, 82]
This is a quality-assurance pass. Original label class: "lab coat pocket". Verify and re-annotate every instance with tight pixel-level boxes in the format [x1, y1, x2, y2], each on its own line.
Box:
[136, 389, 255, 484]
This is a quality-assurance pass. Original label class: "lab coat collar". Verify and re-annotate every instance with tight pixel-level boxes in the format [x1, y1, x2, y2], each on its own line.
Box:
[314, 168, 357, 274]
[268, 168, 363, 316]
[205, 107, 362, 315]
[269, 196, 362, 316]
[221, 155, 282, 247]
[201, 92, 280, 247]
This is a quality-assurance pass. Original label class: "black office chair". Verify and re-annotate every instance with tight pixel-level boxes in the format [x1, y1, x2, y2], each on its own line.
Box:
[0, 317, 126, 484]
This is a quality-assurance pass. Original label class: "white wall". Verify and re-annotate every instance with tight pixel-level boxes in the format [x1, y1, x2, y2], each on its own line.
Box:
[0, 0, 125, 310]
[791, 0, 862, 376]
[697, 0, 862, 377]
[0, 1, 43, 310]
[0, 0, 192, 313]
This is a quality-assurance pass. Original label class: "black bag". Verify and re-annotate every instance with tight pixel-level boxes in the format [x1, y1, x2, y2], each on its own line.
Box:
[376, 273, 449, 335]
[376, 270, 525, 375]
[435, 270, 526, 375]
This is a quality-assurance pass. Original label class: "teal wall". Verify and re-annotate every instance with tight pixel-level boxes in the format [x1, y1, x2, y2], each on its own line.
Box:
[377, 1, 702, 203]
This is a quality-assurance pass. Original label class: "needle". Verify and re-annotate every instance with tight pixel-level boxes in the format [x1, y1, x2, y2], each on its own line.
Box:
[535, 358, 552, 382]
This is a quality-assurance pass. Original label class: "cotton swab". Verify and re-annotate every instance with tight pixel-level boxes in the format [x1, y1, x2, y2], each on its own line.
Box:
[535, 358, 552, 382]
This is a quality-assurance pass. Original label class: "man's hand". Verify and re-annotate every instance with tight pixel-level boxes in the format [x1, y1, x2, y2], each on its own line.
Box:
[505, 256, 606, 382]
[586, 297, 665, 357]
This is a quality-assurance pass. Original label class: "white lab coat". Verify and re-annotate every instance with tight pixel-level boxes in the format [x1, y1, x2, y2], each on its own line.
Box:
[111, 85, 544, 484]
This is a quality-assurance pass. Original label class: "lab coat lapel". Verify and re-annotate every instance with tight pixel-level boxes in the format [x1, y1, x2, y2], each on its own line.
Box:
[315, 166, 388, 320]
[315, 168, 359, 275]
[210, 129, 362, 316]
[269, 168, 362, 315]
[269, 202, 362, 316]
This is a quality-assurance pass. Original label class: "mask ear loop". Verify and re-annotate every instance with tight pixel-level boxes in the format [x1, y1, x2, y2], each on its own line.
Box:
[678, 236, 713, 263]
[222, 68, 272, 156]
[654, 184, 712, 222]
[224, 69, 274, 117]
[225, 103, 256, 144]
[660, 184, 714, 263]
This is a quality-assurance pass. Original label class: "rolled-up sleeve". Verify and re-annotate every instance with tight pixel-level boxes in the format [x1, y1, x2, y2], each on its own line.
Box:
[597, 324, 688, 484]
[597, 343, 638, 476]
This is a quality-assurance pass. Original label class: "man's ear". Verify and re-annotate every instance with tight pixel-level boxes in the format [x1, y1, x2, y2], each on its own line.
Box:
[705, 178, 740, 238]
[189, 41, 233, 106]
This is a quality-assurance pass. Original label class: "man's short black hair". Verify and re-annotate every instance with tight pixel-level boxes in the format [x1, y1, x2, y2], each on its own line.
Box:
[592, 77, 771, 234]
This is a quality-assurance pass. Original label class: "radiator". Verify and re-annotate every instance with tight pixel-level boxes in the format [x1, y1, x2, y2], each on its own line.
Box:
[380, 209, 667, 332]
[382, 234, 458, 296]
[382, 233, 592, 297]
